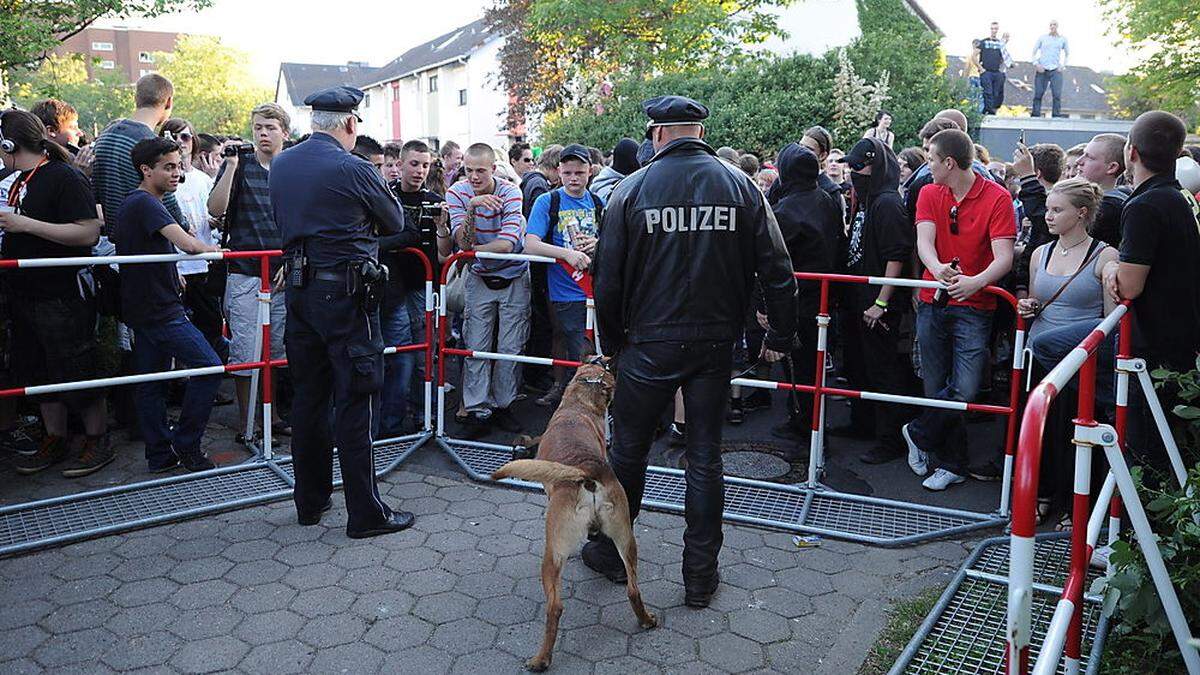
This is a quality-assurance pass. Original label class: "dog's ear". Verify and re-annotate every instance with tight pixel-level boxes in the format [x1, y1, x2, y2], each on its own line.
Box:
[585, 354, 613, 372]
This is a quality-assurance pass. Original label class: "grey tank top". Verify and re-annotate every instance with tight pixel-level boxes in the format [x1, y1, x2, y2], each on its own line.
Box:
[1029, 240, 1107, 340]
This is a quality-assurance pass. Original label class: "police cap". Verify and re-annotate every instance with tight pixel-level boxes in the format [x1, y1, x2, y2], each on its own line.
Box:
[304, 86, 365, 118]
[642, 95, 709, 137]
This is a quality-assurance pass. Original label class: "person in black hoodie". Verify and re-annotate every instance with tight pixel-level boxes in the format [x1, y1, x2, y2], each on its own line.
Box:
[768, 144, 843, 448]
[836, 138, 917, 464]
[767, 126, 847, 219]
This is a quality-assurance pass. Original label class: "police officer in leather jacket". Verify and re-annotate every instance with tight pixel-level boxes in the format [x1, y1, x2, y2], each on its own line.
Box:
[588, 95, 798, 608]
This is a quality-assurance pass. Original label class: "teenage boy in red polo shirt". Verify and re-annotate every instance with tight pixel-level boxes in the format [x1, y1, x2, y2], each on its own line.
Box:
[903, 129, 1016, 491]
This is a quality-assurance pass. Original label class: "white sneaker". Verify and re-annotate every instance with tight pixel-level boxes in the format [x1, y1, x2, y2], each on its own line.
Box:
[901, 423, 929, 476]
[1090, 544, 1113, 570]
[922, 468, 966, 491]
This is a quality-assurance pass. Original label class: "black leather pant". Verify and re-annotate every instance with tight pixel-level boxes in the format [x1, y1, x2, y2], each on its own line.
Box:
[608, 340, 733, 586]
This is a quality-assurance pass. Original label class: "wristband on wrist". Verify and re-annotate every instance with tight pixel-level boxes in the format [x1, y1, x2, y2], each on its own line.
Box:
[874, 298, 888, 309]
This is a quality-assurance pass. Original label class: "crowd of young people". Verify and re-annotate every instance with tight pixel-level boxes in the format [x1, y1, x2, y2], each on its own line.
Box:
[1, 72, 1197, 520]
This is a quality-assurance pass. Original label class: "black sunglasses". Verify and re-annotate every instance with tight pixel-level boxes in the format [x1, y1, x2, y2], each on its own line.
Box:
[949, 205, 959, 235]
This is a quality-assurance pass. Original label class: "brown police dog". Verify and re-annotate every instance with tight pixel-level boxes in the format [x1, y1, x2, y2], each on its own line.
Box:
[491, 359, 658, 671]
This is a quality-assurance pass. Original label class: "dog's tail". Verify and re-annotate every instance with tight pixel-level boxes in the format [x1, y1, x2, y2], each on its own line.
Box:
[491, 459, 588, 484]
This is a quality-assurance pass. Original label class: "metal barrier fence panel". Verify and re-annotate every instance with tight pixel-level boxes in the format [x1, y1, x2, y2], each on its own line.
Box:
[891, 534, 1110, 675]
[1007, 305, 1200, 675]
[434, 253, 1022, 546]
[0, 249, 435, 557]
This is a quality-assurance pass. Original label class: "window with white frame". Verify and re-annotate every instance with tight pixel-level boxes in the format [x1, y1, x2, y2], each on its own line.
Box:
[92, 41, 114, 51]
[139, 52, 154, 63]
[458, 89, 467, 106]
[365, 92, 372, 108]
[429, 75, 438, 93]
[99, 60, 116, 70]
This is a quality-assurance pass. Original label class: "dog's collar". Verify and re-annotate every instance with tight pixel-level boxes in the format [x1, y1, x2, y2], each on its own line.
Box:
[580, 376, 606, 385]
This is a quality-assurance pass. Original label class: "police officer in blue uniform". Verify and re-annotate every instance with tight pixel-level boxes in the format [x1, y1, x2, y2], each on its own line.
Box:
[269, 86, 419, 538]
[591, 96, 797, 607]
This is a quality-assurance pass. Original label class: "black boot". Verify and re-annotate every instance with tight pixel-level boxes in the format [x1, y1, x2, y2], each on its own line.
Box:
[581, 536, 627, 584]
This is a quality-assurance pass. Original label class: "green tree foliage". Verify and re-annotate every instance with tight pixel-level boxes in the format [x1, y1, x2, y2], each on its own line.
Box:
[7, 54, 133, 136]
[487, 0, 795, 120]
[540, 0, 968, 155]
[1102, 0, 1200, 128]
[0, 0, 210, 72]
[153, 35, 272, 136]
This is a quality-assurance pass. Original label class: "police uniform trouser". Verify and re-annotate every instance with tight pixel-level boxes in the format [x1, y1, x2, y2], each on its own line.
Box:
[609, 340, 733, 586]
[284, 277, 392, 531]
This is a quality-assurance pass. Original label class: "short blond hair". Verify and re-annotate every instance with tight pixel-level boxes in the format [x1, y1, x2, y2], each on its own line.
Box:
[250, 103, 291, 133]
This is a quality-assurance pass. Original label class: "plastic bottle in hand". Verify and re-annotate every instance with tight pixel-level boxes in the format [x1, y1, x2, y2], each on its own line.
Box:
[932, 257, 960, 307]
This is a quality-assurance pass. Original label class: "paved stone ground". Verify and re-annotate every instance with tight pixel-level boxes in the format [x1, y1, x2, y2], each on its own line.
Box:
[0, 446, 977, 674]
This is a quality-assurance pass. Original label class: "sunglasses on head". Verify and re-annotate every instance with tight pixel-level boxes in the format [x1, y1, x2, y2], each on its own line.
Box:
[949, 205, 959, 235]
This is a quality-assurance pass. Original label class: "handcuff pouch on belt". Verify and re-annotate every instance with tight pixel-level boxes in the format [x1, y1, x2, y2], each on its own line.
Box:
[286, 244, 307, 289]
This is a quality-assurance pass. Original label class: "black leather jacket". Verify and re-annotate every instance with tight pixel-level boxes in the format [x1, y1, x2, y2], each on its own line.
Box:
[594, 138, 798, 355]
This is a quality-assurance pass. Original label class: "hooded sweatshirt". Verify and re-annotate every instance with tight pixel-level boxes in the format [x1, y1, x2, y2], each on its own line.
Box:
[772, 143, 843, 280]
[591, 138, 641, 203]
[845, 137, 914, 308]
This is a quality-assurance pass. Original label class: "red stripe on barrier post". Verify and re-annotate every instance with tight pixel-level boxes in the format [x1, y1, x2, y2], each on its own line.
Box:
[1011, 382, 1059, 539]
[1065, 353, 1099, 663]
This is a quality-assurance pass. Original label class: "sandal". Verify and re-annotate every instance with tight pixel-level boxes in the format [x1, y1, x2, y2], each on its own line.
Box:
[1035, 498, 1052, 525]
[1054, 513, 1073, 532]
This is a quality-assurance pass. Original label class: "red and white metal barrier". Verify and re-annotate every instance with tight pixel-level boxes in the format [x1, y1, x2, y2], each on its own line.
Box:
[1008, 305, 1199, 675]
[0, 247, 436, 452]
[436, 256, 1027, 515]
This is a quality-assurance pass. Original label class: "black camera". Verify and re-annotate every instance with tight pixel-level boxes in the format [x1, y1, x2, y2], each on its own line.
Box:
[222, 142, 253, 158]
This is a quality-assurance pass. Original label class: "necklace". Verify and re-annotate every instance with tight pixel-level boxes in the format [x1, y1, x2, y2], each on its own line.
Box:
[1058, 234, 1089, 256]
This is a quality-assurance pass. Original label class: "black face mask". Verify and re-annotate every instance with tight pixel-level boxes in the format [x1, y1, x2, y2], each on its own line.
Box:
[851, 171, 872, 196]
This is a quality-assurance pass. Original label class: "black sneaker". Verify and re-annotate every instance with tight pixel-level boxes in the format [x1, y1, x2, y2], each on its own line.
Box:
[668, 422, 686, 448]
[61, 435, 116, 477]
[148, 454, 181, 473]
[13, 435, 70, 474]
[725, 400, 744, 425]
[581, 540, 627, 584]
[968, 459, 1003, 482]
[491, 408, 523, 433]
[742, 390, 772, 412]
[770, 421, 804, 442]
[0, 425, 41, 456]
[180, 453, 216, 472]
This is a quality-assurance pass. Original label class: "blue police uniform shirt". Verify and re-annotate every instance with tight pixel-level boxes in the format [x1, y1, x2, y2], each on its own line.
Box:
[526, 188, 599, 303]
[268, 132, 406, 268]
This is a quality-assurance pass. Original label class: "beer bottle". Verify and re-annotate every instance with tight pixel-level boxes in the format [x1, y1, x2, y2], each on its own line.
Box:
[932, 257, 960, 307]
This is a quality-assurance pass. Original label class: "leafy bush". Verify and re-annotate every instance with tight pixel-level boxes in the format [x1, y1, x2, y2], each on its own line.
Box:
[539, 0, 972, 156]
[1094, 359, 1200, 674]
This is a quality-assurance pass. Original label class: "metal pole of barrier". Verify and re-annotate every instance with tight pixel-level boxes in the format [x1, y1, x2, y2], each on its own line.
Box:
[1110, 312, 1132, 553]
[1064, 353, 1099, 675]
[437, 259, 453, 437]
[807, 280, 830, 488]
[1001, 318, 1028, 516]
[1007, 305, 1127, 675]
[424, 266, 435, 433]
[259, 254, 274, 460]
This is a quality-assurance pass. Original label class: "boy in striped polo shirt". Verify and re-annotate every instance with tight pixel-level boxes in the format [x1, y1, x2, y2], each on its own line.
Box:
[447, 143, 530, 430]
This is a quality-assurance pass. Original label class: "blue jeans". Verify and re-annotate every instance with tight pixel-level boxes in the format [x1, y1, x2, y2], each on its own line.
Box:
[552, 301, 590, 363]
[1032, 69, 1064, 117]
[131, 315, 222, 465]
[379, 289, 425, 437]
[910, 303, 994, 474]
[1030, 318, 1115, 409]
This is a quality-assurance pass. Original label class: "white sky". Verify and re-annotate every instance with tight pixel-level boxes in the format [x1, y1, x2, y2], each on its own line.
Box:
[101, 0, 1133, 87]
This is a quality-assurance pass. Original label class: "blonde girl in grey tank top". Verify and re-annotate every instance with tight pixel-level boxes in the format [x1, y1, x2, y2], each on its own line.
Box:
[1017, 178, 1119, 340]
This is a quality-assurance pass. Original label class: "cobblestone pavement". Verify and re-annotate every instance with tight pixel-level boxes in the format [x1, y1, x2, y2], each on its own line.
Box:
[0, 453, 975, 675]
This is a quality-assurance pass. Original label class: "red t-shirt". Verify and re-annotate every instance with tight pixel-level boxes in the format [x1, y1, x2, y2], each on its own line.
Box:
[914, 174, 1016, 311]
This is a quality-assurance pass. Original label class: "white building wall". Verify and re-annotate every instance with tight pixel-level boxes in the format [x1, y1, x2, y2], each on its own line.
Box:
[357, 37, 512, 152]
[274, 78, 311, 137]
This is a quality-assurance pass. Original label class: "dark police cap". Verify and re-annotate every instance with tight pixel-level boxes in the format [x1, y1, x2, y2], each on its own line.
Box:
[304, 86, 365, 114]
[642, 95, 709, 127]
